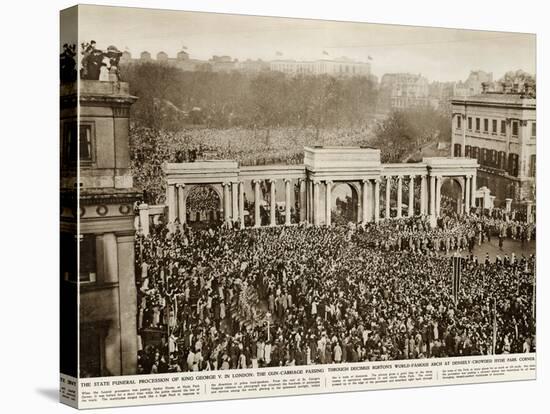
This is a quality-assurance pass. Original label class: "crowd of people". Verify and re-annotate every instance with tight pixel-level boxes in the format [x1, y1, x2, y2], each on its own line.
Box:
[350, 213, 534, 254]
[134, 213, 535, 373]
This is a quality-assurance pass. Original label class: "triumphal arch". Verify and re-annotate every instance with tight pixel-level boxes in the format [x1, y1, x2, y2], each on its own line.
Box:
[139, 146, 479, 233]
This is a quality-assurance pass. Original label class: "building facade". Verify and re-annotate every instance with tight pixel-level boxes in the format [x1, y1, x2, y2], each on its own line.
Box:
[269, 58, 371, 78]
[61, 79, 141, 377]
[451, 84, 536, 205]
[379, 73, 429, 111]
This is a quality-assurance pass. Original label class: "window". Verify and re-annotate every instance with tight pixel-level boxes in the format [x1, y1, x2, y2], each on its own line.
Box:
[530, 154, 536, 177]
[80, 124, 93, 161]
[512, 121, 519, 136]
[79, 234, 97, 283]
[62, 121, 78, 164]
[532, 122, 536, 137]
[465, 145, 471, 157]
[508, 153, 519, 177]
[454, 143, 462, 157]
[468, 117, 472, 130]
[501, 120, 506, 135]
[64, 122, 94, 164]
[484, 118, 489, 133]
[475, 118, 480, 132]
[456, 115, 462, 129]
[492, 119, 497, 134]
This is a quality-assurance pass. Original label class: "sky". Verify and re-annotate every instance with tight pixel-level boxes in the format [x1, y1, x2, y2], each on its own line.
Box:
[69, 4, 536, 82]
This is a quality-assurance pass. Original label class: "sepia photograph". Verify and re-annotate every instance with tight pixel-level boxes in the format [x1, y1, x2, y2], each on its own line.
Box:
[59, 3, 536, 389]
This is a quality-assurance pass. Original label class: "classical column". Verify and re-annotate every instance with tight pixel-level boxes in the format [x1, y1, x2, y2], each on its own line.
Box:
[284, 178, 292, 226]
[385, 176, 391, 219]
[239, 181, 245, 229]
[269, 179, 277, 226]
[361, 180, 369, 223]
[325, 180, 332, 226]
[231, 182, 239, 222]
[299, 179, 307, 223]
[408, 175, 415, 217]
[116, 234, 138, 375]
[429, 175, 436, 217]
[374, 179, 380, 223]
[253, 180, 261, 227]
[396, 176, 403, 218]
[464, 176, 471, 214]
[435, 176, 442, 217]
[471, 174, 477, 208]
[102, 233, 118, 284]
[307, 180, 312, 223]
[223, 182, 231, 223]
[313, 180, 320, 226]
[138, 203, 149, 236]
[167, 183, 176, 223]
[177, 184, 186, 224]
[420, 175, 427, 215]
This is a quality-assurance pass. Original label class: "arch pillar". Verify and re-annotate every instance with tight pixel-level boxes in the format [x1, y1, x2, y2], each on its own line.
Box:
[396, 175, 403, 218]
[420, 175, 427, 215]
[437, 176, 443, 217]
[239, 181, 245, 228]
[361, 180, 369, 223]
[284, 178, 292, 225]
[177, 183, 186, 224]
[231, 182, 239, 222]
[464, 175, 471, 214]
[385, 176, 392, 219]
[253, 180, 261, 227]
[167, 183, 176, 223]
[325, 180, 332, 226]
[471, 174, 477, 208]
[313, 180, 320, 226]
[408, 175, 415, 217]
[222, 182, 231, 223]
[299, 178, 307, 223]
[269, 179, 277, 226]
[429, 175, 436, 217]
[374, 178, 380, 223]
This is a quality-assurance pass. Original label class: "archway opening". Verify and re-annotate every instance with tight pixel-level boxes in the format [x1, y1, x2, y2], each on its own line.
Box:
[441, 178, 463, 216]
[186, 185, 222, 228]
[331, 183, 358, 225]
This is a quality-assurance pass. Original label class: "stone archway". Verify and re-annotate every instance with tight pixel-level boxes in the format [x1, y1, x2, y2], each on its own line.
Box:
[331, 182, 359, 225]
[185, 184, 223, 227]
[440, 177, 464, 215]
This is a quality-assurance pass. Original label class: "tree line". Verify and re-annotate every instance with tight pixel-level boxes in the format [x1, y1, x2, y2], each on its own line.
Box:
[121, 62, 379, 134]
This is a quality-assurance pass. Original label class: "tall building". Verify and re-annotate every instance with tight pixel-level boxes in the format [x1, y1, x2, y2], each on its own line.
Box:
[453, 70, 493, 97]
[269, 57, 371, 77]
[451, 82, 536, 205]
[379, 73, 429, 111]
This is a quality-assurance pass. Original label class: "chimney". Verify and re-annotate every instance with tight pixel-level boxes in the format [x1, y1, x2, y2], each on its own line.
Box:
[481, 82, 490, 94]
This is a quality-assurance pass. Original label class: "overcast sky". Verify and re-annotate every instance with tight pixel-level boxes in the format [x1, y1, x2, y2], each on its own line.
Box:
[70, 4, 536, 82]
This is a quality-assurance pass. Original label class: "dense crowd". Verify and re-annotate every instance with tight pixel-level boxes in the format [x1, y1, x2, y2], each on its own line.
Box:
[354, 213, 535, 253]
[135, 214, 535, 373]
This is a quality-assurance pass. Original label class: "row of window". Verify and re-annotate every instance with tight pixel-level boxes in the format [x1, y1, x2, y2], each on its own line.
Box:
[456, 116, 536, 138]
[454, 144, 535, 178]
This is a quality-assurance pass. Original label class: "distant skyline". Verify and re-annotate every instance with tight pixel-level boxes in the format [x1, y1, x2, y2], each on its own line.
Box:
[69, 4, 536, 82]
